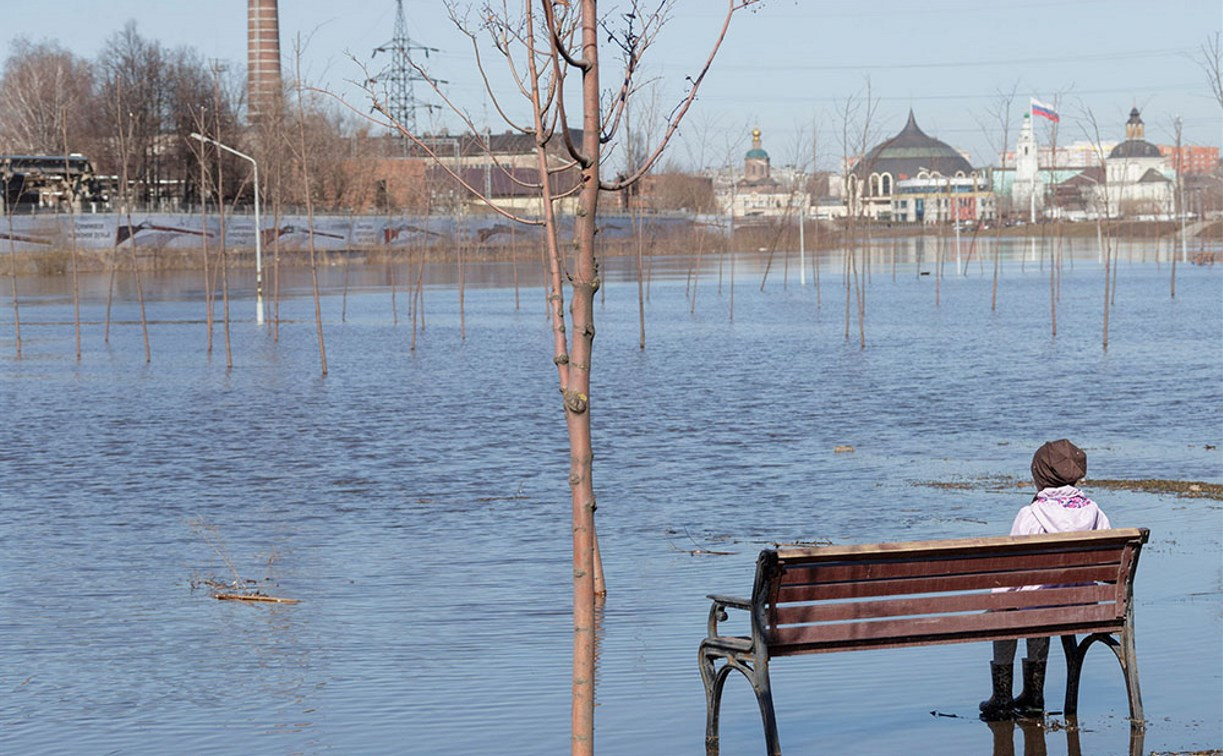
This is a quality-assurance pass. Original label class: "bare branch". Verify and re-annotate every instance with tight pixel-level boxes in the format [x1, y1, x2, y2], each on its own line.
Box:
[545, 0, 588, 70]
[602, 0, 759, 191]
[448, 3, 532, 132]
[540, 2, 588, 165]
[1201, 31, 1223, 111]
[313, 84, 541, 225]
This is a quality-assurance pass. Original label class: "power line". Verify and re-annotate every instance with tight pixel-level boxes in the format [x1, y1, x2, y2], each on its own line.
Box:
[695, 82, 1206, 104]
[717, 47, 1195, 73]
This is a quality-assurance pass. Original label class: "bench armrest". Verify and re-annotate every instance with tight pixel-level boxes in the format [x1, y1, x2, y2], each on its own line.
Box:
[706, 594, 752, 610]
[706, 595, 752, 637]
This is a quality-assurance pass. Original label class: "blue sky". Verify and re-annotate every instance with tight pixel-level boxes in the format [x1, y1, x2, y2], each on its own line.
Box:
[5, 1, 1220, 170]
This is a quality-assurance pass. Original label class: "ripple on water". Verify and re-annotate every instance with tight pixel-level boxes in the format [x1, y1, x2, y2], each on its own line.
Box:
[1, 247, 1220, 754]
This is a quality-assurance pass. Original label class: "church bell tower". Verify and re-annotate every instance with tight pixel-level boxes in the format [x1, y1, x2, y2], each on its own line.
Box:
[1013, 113, 1042, 221]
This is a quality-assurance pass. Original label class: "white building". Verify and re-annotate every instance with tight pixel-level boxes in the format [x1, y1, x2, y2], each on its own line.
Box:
[714, 128, 809, 220]
[1099, 108, 1174, 217]
[1006, 107, 1175, 220]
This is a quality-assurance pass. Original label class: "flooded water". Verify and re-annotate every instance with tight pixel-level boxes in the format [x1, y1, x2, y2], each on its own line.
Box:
[1, 237, 1220, 755]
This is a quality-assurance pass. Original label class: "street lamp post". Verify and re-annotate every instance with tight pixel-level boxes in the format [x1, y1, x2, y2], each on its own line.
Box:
[189, 132, 263, 323]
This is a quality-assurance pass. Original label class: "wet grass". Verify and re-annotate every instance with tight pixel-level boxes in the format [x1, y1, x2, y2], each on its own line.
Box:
[914, 476, 1223, 501]
[1084, 479, 1223, 500]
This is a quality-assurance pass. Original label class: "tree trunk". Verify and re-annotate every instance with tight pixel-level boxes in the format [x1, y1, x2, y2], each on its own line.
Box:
[567, 8, 601, 752]
[5, 208, 20, 359]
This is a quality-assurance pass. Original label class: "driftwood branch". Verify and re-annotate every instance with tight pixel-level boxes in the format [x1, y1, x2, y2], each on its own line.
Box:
[215, 593, 301, 605]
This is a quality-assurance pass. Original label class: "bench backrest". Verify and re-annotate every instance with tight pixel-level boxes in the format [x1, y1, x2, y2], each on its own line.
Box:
[751, 528, 1148, 656]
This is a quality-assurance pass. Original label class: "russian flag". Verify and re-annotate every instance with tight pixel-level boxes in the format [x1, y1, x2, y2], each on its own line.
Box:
[1031, 99, 1059, 123]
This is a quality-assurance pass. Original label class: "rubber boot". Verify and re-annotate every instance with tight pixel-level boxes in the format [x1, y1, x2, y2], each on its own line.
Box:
[1012, 658, 1046, 718]
[979, 661, 1014, 721]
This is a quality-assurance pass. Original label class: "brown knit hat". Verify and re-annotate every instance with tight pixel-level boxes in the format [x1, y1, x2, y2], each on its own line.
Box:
[1031, 439, 1087, 490]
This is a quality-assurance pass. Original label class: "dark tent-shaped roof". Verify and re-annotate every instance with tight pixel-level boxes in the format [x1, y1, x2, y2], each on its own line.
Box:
[854, 111, 973, 181]
[1109, 139, 1162, 159]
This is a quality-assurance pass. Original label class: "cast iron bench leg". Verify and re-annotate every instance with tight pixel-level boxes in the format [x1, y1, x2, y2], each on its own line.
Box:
[1061, 631, 1143, 727]
[1060, 634, 1084, 717]
[1119, 626, 1144, 727]
[700, 648, 734, 756]
[750, 659, 781, 756]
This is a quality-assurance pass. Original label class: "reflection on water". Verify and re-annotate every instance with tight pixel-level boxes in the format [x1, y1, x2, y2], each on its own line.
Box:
[983, 714, 1144, 753]
[0, 238, 1220, 754]
[987, 718, 1144, 756]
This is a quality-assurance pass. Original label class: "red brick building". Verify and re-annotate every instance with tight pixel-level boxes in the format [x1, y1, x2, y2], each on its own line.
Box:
[1158, 144, 1219, 175]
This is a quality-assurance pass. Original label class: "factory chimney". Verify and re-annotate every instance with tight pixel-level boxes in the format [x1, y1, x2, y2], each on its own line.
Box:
[247, 0, 282, 121]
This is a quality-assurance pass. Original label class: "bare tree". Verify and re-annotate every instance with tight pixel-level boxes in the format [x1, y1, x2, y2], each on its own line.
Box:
[807, 115, 823, 302]
[112, 80, 151, 362]
[292, 37, 328, 376]
[327, 2, 755, 751]
[97, 23, 240, 211]
[835, 79, 878, 349]
[98, 23, 166, 205]
[1079, 106, 1115, 351]
[1201, 32, 1223, 111]
[979, 82, 1018, 312]
[1171, 116, 1183, 299]
[0, 39, 95, 154]
[836, 92, 859, 341]
[1039, 92, 1070, 338]
[5, 186, 21, 359]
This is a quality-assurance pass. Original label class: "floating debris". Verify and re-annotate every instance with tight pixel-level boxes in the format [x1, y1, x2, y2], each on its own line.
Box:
[215, 593, 300, 605]
[668, 526, 736, 556]
[773, 539, 834, 548]
[833, 445, 855, 454]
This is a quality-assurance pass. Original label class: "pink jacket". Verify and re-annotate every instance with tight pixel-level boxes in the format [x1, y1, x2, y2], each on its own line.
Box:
[1009, 485, 1111, 535]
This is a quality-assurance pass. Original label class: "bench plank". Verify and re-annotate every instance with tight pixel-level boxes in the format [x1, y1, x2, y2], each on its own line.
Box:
[773, 528, 1145, 562]
[778, 546, 1123, 585]
[770, 603, 1118, 650]
[772, 583, 1116, 626]
[776, 564, 1120, 603]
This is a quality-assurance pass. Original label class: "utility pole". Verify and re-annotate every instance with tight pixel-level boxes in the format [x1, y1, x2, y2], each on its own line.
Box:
[373, 0, 441, 141]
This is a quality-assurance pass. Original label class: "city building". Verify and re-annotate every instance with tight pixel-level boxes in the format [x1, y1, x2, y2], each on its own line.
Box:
[715, 128, 808, 220]
[841, 111, 993, 223]
[1047, 107, 1175, 220]
[389, 129, 584, 214]
[1004, 113, 1086, 220]
[1158, 144, 1219, 175]
[1004, 107, 1189, 220]
[1097, 107, 1174, 217]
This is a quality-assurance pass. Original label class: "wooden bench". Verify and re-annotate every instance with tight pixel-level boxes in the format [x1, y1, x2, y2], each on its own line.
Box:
[698, 528, 1149, 755]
